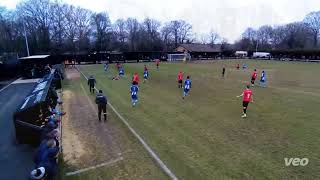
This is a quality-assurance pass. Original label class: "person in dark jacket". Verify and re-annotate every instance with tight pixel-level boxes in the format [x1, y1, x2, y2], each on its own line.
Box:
[95, 90, 107, 122]
[88, 75, 96, 93]
[222, 66, 226, 78]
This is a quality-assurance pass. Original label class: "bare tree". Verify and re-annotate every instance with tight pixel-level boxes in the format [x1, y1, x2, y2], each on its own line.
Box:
[74, 7, 92, 51]
[126, 18, 139, 51]
[143, 18, 160, 39]
[141, 18, 162, 50]
[114, 19, 127, 43]
[160, 23, 174, 51]
[50, 2, 68, 52]
[270, 25, 287, 49]
[208, 29, 220, 47]
[91, 12, 112, 51]
[304, 11, 320, 47]
[167, 20, 193, 47]
[63, 5, 77, 51]
[17, 0, 53, 52]
[178, 20, 193, 44]
[256, 25, 273, 50]
[242, 27, 257, 41]
[199, 33, 208, 44]
[283, 22, 312, 49]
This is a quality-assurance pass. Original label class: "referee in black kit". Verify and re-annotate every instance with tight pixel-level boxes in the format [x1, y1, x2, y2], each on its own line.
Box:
[88, 75, 96, 93]
[95, 90, 107, 122]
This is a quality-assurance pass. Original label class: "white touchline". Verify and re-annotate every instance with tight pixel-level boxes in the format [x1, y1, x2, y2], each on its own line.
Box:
[76, 66, 178, 180]
[0, 78, 19, 92]
[66, 157, 123, 176]
[79, 83, 123, 158]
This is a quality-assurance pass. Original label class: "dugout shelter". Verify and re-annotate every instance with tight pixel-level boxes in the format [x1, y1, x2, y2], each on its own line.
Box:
[19, 55, 51, 79]
[13, 69, 61, 146]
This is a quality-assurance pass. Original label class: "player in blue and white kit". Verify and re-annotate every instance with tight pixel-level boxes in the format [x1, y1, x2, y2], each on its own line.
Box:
[242, 63, 247, 71]
[104, 63, 109, 72]
[119, 67, 124, 76]
[130, 83, 139, 106]
[143, 69, 149, 83]
[182, 76, 192, 99]
[259, 70, 267, 87]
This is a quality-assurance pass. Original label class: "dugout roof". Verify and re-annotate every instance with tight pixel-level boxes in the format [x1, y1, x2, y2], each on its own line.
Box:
[19, 55, 50, 60]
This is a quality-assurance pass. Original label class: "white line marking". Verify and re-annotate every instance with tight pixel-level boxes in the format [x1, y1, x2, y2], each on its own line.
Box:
[66, 157, 123, 176]
[76, 66, 178, 180]
[79, 83, 123, 158]
[11, 78, 41, 84]
[0, 79, 16, 92]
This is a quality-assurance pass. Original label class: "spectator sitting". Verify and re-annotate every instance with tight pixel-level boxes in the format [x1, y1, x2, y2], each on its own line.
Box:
[36, 139, 60, 179]
[31, 65, 39, 78]
[46, 129, 60, 139]
[30, 167, 46, 180]
[34, 139, 59, 166]
[44, 64, 52, 75]
[41, 121, 57, 140]
[47, 115, 60, 124]
[48, 105, 66, 116]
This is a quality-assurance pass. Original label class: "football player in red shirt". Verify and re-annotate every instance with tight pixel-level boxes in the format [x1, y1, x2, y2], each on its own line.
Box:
[155, 59, 160, 70]
[251, 69, 258, 86]
[177, 72, 184, 88]
[132, 73, 139, 85]
[237, 85, 253, 118]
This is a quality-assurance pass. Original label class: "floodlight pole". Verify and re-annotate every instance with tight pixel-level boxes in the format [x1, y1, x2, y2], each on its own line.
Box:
[23, 22, 30, 56]
[255, 41, 259, 53]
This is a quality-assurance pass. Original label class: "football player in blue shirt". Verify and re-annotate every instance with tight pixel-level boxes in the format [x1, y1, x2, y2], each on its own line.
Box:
[259, 70, 267, 87]
[182, 76, 192, 99]
[130, 83, 139, 106]
[104, 63, 109, 72]
[119, 67, 125, 76]
[143, 69, 149, 83]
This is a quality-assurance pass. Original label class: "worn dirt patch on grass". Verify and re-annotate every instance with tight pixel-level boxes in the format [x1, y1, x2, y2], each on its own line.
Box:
[62, 69, 123, 169]
[66, 68, 80, 80]
[62, 90, 86, 166]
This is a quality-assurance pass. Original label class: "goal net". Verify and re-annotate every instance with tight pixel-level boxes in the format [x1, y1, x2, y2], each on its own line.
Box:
[167, 53, 191, 62]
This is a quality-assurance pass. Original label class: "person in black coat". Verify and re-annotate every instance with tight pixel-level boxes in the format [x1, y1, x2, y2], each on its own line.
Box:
[95, 90, 107, 122]
[88, 76, 96, 93]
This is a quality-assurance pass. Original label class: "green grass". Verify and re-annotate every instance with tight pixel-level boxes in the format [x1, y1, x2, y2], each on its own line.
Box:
[59, 72, 168, 180]
[79, 60, 320, 179]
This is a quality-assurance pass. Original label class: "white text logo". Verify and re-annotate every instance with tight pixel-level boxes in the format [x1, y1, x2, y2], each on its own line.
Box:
[284, 158, 309, 166]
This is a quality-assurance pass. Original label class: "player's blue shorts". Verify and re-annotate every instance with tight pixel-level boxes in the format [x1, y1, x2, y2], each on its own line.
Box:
[131, 95, 138, 100]
[144, 74, 148, 79]
[184, 88, 190, 93]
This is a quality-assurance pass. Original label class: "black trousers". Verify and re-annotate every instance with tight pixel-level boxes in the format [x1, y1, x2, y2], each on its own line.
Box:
[89, 84, 95, 93]
[98, 104, 107, 121]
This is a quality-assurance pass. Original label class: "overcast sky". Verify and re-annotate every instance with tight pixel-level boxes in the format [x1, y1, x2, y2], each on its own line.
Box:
[1, 0, 320, 42]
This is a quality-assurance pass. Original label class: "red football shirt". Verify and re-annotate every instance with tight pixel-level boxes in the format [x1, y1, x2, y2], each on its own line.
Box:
[133, 74, 139, 83]
[178, 73, 183, 80]
[252, 72, 257, 79]
[243, 89, 253, 102]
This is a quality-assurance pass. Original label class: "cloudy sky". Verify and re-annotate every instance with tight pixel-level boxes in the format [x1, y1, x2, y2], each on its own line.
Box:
[1, 0, 320, 42]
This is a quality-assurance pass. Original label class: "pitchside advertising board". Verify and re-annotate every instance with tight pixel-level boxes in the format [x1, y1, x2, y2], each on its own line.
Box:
[13, 70, 55, 146]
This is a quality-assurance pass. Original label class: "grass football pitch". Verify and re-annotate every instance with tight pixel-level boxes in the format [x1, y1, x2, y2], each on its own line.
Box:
[76, 60, 320, 179]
